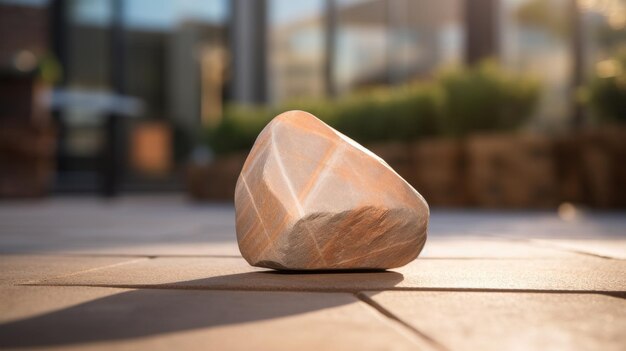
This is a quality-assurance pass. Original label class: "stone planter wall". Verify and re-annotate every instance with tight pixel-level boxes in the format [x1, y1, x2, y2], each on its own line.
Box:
[188, 126, 626, 209]
[465, 133, 557, 208]
[186, 153, 247, 201]
[367, 142, 414, 182]
[0, 124, 56, 198]
[410, 139, 467, 207]
[574, 126, 626, 208]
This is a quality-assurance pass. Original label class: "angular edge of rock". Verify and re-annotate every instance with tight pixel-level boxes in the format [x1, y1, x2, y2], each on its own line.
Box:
[234, 110, 429, 270]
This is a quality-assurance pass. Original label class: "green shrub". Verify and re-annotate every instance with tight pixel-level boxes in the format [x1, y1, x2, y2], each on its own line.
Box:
[329, 84, 442, 142]
[437, 60, 540, 137]
[204, 60, 540, 154]
[587, 50, 626, 123]
[203, 105, 274, 154]
[205, 83, 443, 154]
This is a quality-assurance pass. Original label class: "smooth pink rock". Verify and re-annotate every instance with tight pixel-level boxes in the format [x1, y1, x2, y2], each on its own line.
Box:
[235, 110, 429, 270]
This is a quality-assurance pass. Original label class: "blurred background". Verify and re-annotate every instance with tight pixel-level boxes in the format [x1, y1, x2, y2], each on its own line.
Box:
[0, 0, 624, 209]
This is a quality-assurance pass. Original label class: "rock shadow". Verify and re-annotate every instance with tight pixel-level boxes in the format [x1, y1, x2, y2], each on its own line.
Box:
[0, 270, 403, 348]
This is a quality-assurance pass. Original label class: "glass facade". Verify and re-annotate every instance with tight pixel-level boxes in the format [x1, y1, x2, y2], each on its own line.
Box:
[335, 0, 462, 92]
[580, 0, 626, 74]
[267, 0, 464, 102]
[53, 0, 229, 190]
[501, 0, 572, 131]
[2, 0, 620, 194]
[268, 0, 326, 103]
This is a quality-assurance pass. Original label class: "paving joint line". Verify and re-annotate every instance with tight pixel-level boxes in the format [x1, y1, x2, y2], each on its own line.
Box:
[418, 257, 571, 260]
[0, 253, 243, 259]
[18, 283, 626, 298]
[599, 292, 626, 300]
[20, 258, 149, 286]
[354, 292, 449, 351]
[527, 239, 617, 260]
[487, 235, 617, 260]
[0, 253, 586, 260]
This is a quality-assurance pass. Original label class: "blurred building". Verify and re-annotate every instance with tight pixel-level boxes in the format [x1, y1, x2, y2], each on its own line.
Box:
[269, 0, 462, 102]
[0, 0, 623, 196]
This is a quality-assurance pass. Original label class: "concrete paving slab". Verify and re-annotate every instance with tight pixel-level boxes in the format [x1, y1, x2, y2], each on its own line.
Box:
[0, 255, 145, 285]
[396, 257, 626, 292]
[428, 211, 626, 239]
[367, 291, 626, 351]
[0, 286, 431, 351]
[0, 285, 129, 324]
[531, 239, 626, 259]
[37, 256, 626, 292]
[0, 199, 235, 254]
[421, 238, 580, 258]
[1, 198, 624, 350]
[2, 199, 625, 255]
[52, 237, 579, 259]
[56, 242, 242, 257]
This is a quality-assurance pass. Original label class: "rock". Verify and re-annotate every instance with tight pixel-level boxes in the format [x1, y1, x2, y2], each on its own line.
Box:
[234, 110, 429, 270]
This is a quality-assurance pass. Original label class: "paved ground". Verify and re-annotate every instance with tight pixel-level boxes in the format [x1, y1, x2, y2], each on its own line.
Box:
[0, 196, 624, 350]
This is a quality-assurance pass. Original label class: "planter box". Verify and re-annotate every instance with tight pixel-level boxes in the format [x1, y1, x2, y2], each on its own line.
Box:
[466, 133, 557, 208]
[186, 128, 626, 208]
[554, 134, 586, 205]
[129, 121, 173, 177]
[410, 138, 467, 207]
[367, 142, 414, 183]
[0, 124, 56, 198]
[186, 153, 247, 201]
[577, 125, 626, 208]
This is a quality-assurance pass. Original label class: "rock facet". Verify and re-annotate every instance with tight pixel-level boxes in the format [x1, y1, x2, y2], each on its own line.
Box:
[234, 110, 429, 270]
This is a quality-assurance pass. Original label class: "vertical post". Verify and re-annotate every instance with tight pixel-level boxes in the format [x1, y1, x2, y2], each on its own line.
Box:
[464, 0, 500, 65]
[102, 0, 125, 197]
[50, 0, 67, 83]
[385, 0, 392, 85]
[570, 0, 584, 128]
[50, 0, 67, 175]
[324, 0, 337, 98]
[230, 0, 268, 104]
[386, 0, 406, 84]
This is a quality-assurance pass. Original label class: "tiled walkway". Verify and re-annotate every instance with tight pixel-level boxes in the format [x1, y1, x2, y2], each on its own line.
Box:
[0, 196, 624, 350]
